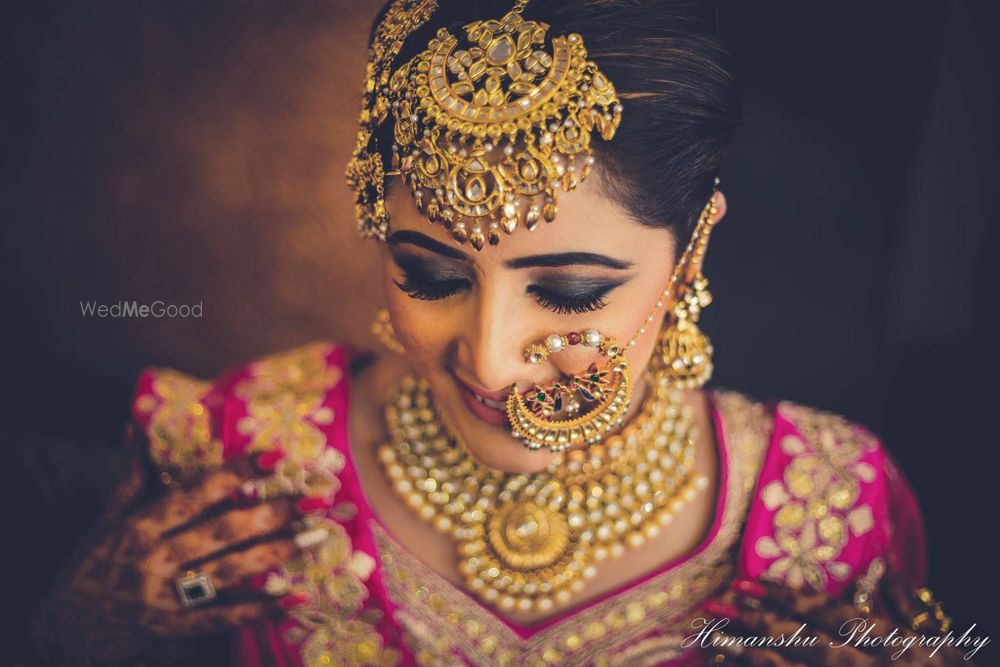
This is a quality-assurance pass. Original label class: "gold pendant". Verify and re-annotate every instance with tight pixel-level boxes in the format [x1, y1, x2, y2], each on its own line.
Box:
[380, 375, 708, 614]
[488, 500, 569, 570]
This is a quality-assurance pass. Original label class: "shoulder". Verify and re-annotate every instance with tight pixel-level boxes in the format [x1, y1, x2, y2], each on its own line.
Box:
[726, 393, 926, 593]
[131, 340, 360, 479]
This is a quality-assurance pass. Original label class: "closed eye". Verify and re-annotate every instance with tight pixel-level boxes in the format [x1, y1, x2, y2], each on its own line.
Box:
[526, 279, 624, 315]
[392, 254, 471, 301]
[393, 275, 469, 300]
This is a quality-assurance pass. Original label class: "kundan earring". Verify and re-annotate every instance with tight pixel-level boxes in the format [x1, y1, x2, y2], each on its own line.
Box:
[506, 185, 722, 452]
[647, 192, 720, 389]
[647, 277, 714, 388]
[371, 308, 405, 354]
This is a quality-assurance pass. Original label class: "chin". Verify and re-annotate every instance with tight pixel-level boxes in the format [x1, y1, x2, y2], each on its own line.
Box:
[422, 369, 556, 474]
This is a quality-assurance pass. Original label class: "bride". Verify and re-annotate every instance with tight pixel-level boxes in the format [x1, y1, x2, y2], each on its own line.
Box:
[34, 1, 975, 665]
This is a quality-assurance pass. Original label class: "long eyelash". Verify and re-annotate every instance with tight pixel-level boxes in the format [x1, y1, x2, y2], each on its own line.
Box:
[393, 276, 468, 301]
[528, 287, 610, 315]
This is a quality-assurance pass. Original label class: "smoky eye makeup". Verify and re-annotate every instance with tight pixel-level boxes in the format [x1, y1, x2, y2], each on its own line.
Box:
[391, 252, 472, 301]
[526, 275, 629, 315]
[390, 247, 631, 315]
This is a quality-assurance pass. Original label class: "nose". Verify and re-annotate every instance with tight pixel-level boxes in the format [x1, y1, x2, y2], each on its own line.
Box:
[456, 283, 536, 394]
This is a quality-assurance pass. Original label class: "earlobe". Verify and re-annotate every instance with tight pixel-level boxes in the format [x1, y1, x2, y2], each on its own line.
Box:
[711, 190, 728, 224]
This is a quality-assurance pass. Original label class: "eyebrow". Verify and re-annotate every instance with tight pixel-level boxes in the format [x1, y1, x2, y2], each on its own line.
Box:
[387, 230, 469, 261]
[504, 252, 633, 270]
[388, 230, 633, 270]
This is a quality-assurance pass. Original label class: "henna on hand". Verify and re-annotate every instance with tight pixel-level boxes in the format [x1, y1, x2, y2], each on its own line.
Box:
[32, 445, 306, 664]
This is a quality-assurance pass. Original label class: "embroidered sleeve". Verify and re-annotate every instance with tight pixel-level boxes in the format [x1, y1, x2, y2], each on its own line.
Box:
[130, 341, 345, 481]
[737, 401, 898, 597]
[130, 342, 407, 666]
[131, 366, 225, 478]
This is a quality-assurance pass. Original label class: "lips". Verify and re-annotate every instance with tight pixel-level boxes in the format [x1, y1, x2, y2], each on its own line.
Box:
[452, 373, 512, 427]
[471, 391, 507, 410]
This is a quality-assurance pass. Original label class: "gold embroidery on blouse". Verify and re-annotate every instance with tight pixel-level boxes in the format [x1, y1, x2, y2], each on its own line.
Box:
[235, 342, 342, 457]
[269, 514, 402, 667]
[231, 343, 398, 665]
[374, 389, 772, 666]
[754, 402, 879, 591]
[134, 369, 222, 477]
[234, 342, 346, 500]
[139, 343, 397, 665]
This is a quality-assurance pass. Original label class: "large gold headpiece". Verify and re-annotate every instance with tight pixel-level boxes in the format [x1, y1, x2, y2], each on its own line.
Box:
[347, 0, 622, 250]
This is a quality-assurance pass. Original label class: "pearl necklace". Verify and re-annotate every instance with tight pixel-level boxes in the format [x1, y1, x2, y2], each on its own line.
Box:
[377, 374, 708, 614]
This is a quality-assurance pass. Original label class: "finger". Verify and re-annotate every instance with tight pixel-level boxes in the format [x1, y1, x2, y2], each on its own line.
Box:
[146, 563, 314, 638]
[139, 472, 313, 584]
[178, 511, 334, 574]
[143, 465, 250, 538]
[172, 497, 297, 565]
[196, 461, 312, 517]
[145, 597, 282, 638]
[156, 458, 277, 537]
[144, 541, 300, 620]
[199, 539, 299, 592]
[186, 458, 262, 513]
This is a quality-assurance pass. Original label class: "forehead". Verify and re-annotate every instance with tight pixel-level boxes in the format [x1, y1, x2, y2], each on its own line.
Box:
[383, 170, 674, 265]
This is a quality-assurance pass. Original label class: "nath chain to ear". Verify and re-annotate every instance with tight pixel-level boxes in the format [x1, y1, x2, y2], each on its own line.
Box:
[507, 183, 721, 452]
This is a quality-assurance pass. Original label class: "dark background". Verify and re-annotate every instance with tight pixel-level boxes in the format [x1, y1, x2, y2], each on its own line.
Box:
[2, 0, 997, 663]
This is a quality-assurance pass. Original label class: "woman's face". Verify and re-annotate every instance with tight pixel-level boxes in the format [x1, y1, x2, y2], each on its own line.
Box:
[379, 171, 720, 474]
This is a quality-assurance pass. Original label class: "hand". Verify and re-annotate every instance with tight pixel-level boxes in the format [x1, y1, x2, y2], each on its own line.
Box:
[33, 434, 331, 663]
[700, 572, 975, 667]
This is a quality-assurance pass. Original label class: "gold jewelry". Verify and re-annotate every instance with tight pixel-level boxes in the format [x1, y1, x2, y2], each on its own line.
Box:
[510, 330, 628, 452]
[175, 570, 217, 608]
[371, 308, 405, 354]
[347, 0, 622, 249]
[913, 587, 952, 633]
[506, 356, 631, 451]
[853, 590, 872, 615]
[648, 192, 720, 389]
[522, 329, 619, 364]
[379, 373, 707, 614]
[504, 189, 722, 451]
[346, 0, 438, 241]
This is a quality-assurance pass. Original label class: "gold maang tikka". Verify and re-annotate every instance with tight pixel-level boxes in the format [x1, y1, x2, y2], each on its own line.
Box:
[508, 189, 722, 452]
[346, 0, 623, 250]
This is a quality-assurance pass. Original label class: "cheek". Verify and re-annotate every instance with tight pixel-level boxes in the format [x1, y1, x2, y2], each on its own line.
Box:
[616, 261, 675, 373]
[380, 264, 452, 364]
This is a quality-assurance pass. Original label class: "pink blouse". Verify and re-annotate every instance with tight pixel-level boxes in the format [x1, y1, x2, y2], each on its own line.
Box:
[131, 341, 927, 666]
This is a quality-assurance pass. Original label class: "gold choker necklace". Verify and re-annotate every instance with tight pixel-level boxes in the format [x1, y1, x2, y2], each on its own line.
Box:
[377, 374, 707, 614]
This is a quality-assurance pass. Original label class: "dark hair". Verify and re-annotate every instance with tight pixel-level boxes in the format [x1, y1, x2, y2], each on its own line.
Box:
[368, 0, 740, 246]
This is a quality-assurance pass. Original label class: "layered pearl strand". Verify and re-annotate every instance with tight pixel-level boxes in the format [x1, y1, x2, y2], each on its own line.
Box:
[378, 373, 708, 614]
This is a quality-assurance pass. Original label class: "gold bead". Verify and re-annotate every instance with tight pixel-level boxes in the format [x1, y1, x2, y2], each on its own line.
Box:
[378, 372, 704, 614]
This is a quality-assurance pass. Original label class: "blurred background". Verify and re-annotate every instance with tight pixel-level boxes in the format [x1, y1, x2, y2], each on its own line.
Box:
[2, 0, 996, 662]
